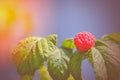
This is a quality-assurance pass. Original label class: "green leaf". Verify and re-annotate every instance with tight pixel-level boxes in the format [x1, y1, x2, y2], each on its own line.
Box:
[102, 33, 120, 57]
[48, 48, 70, 80]
[46, 34, 57, 45]
[95, 40, 108, 47]
[12, 37, 42, 75]
[88, 45, 120, 80]
[87, 33, 120, 80]
[69, 51, 85, 80]
[96, 46, 120, 80]
[89, 48, 108, 80]
[101, 33, 120, 80]
[12, 34, 57, 78]
[61, 38, 75, 50]
[61, 38, 75, 58]
[102, 33, 120, 43]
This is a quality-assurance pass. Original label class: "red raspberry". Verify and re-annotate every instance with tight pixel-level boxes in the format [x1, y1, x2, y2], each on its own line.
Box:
[74, 32, 96, 53]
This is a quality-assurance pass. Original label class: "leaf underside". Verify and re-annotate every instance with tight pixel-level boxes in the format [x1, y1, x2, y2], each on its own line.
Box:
[87, 33, 120, 80]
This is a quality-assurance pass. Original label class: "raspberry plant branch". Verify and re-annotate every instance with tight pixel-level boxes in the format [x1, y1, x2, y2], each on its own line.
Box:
[12, 32, 120, 80]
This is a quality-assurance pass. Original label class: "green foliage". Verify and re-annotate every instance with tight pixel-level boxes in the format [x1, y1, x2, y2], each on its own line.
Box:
[103, 33, 120, 43]
[101, 33, 120, 80]
[88, 48, 108, 80]
[48, 48, 70, 80]
[12, 33, 120, 80]
[12, 34, 57, 79]
[61, 38, 75, 50]
[47, 38, 75, 80]
[87, 33, 120, 80]
[69, 51, 85, 80]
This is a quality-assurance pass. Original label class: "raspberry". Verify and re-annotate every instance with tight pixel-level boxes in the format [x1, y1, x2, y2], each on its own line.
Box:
[74, 32, 96, 53]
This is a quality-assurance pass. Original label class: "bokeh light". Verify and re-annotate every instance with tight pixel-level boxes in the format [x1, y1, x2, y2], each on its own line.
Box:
[0, 0, 33, 67]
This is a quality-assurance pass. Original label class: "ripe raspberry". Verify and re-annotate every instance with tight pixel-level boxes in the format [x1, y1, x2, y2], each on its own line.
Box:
[74, 32, 96, 53]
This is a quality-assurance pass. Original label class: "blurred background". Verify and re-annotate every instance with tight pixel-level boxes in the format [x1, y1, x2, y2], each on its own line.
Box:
[0, 0, 120, 80]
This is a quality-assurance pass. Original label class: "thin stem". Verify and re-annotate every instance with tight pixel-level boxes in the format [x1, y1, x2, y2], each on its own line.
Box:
[39, 66, 52, 80]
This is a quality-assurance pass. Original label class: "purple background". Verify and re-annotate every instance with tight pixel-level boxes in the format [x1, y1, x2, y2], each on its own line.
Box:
[0, 0, 120, 80]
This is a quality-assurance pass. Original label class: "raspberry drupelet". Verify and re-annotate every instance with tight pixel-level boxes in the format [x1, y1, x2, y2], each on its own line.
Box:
[74, 32, 96, 53]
